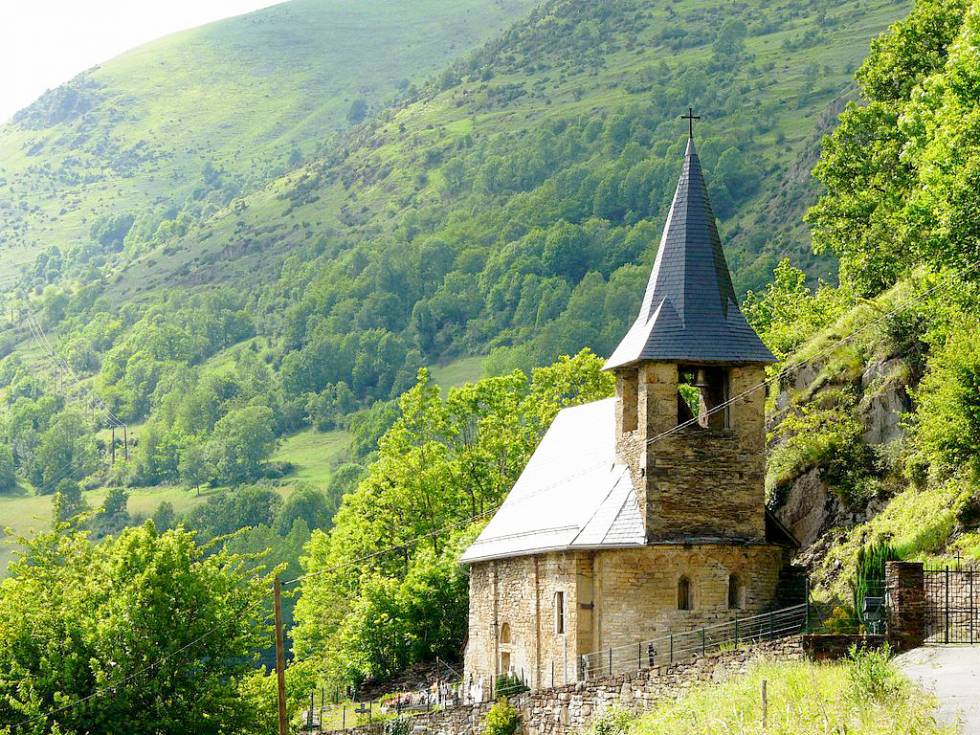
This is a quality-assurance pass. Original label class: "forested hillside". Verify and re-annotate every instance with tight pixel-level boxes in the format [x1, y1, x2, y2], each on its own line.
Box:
[0, 0, 908, 532]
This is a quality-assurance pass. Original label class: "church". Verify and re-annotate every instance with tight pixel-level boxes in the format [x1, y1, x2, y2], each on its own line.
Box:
[460, 124, 798, 694]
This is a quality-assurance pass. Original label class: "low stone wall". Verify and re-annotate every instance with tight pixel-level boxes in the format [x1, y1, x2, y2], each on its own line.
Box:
[346, 638, 803, 735]
[801, 634, 885, 662]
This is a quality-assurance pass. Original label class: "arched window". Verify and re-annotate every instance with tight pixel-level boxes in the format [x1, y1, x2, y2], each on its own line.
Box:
[500, 622, 511, 644]
[677, 576, 692, 611]
[728, 575, 743, 610]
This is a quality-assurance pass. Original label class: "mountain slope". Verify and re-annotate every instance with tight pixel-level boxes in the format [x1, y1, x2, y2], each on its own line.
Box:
[0, 0, 538, 280]
[0, 0, 911, 522]
[111, 0, 907, 304]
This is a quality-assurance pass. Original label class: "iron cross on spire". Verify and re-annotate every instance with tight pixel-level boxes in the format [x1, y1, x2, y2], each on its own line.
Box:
[681, 107, 700, 139]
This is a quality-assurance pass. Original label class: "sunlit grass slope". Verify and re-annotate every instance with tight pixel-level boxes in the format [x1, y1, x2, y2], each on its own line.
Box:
[0, 0, 538, 278]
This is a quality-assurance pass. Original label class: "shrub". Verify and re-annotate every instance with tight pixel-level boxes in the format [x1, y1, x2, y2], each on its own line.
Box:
[483, 698, 521, 735]
[384, 718, 412, 735]
[847, 643, 900, 701]
[588, 707, 633, 735]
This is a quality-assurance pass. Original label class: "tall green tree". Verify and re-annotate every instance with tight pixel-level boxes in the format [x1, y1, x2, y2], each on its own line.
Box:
[293, 350, 613, 687]
[206, 406, 276, 485]
[0, 524, 272, 734]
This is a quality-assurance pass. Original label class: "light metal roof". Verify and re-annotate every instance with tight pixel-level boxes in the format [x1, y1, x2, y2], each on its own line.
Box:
[460, 398, 645, 564]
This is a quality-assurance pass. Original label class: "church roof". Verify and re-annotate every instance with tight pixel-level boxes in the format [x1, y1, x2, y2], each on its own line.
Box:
[460, 398, 645, 564]
[605, 139, 775, 369]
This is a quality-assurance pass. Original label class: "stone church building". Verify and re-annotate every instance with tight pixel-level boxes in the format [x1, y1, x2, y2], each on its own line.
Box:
[461, 134, 798, 695]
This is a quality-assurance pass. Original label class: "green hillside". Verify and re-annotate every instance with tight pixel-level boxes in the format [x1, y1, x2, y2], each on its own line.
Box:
[0, 0, 909, 515]
[109, 0, 908, 305]
[0, 0, 538, 280]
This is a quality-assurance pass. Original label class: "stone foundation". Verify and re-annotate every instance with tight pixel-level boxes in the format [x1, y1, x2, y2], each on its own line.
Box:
[349, 638, 802, 735]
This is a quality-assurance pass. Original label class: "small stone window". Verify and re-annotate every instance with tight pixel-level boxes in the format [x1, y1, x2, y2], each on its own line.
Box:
[555, 591, 565, 634]
[501, 651, 511, 673]
[728, 575, 744, 610]
[677, 366, 729, 429]
[500, 622, 511, 644]
[677, 576, 692, 611]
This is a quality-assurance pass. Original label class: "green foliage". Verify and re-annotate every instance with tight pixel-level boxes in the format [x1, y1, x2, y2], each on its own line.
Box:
[51, 479, 88, 525]
[0, 523, 272, 733]
[852, 541, 898, 627]
[293, 350, 612, 687]
[33, 408, 99, 491]
[619, 659, 948, 735]
[274, 483, 335, 534]
[743, 258, 852, 359]
[587, 708, 633, 735]
[0, 444, 16, 494]
[482, 698, 521, 735]
[206, 405, 276, 484]
[807, 0, 976, 295]
[847, 643, 900, 701]
[184, 486, 283, 541]
[768, 389, 871, 505]
[912, 318, 980, 477]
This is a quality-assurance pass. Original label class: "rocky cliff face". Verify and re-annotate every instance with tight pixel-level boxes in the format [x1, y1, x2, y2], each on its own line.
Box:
[768, 355, 914, 554]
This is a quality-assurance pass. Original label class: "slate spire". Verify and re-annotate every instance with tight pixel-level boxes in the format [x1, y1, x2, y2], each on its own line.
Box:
[605, 138, 775, 369]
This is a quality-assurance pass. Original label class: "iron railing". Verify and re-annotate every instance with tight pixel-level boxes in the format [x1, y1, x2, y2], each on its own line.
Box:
[580, 603, 808, 679]
[924, 567, 980, 644]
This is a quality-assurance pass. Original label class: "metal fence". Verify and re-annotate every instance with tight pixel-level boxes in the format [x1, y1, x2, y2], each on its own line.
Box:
[580, 603, 808, 679]
[925, 567, 980, 644]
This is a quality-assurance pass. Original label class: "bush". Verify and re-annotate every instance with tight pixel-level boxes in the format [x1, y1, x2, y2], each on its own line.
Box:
[588, 707, 633, 735]
[483, 698, 521, 735]
[384, 718, 412, 735]
[847, 643, 900, 701]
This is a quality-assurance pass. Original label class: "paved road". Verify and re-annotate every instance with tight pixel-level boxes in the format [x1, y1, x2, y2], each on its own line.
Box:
[896, 646, 980, 733]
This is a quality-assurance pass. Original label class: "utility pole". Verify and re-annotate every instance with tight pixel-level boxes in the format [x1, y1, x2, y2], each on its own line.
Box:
[275, 577, 289, 735]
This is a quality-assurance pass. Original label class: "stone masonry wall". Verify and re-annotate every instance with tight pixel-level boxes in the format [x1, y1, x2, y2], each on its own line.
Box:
[464, 544, 785, 693]
[465, 554, 584, 693]
[592, 544, 784, 655]
[353, 638, 803, 735]
[615, 363, 768, 541]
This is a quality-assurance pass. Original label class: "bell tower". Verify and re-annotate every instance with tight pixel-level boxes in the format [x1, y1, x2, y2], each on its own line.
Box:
[606, 124, 775, 543]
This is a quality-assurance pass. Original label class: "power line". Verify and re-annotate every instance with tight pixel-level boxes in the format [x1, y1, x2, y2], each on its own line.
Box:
[25, 311, 127, 430]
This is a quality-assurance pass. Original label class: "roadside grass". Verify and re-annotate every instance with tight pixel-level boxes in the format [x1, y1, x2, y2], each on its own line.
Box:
[614, 657, 951, 735]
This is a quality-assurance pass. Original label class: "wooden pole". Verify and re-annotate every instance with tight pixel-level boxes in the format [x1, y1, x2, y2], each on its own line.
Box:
[762, 679, 768, 732]
[275, 577, 289, 735]
[123, 425, 129, 461]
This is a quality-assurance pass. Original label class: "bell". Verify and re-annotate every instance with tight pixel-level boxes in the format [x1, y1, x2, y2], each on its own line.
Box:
[693, 368, 709, 390]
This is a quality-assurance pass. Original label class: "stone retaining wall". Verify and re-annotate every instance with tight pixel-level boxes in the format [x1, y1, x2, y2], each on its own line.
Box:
[346, 638, 803, 735]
